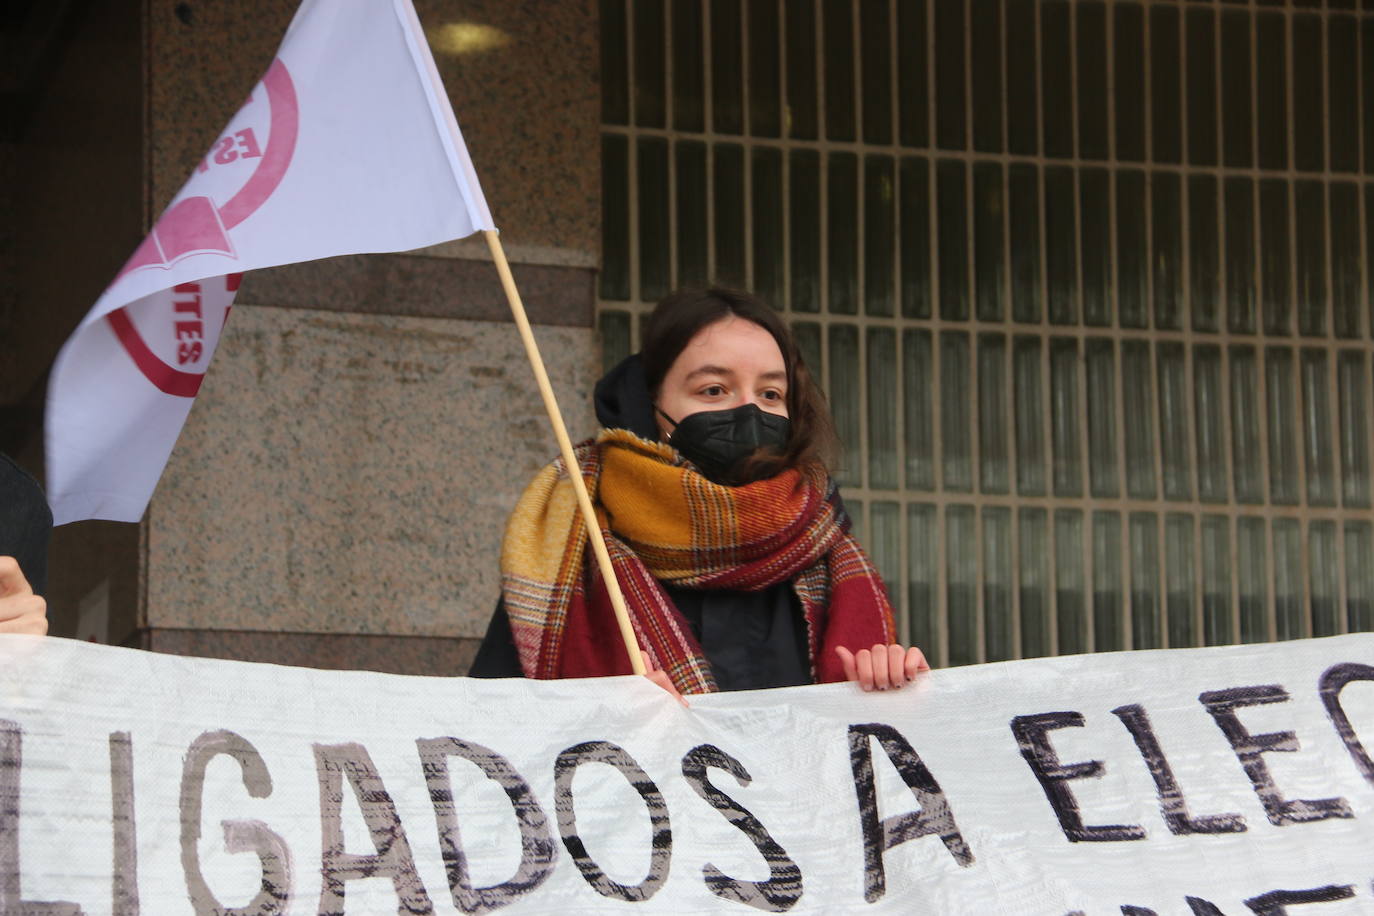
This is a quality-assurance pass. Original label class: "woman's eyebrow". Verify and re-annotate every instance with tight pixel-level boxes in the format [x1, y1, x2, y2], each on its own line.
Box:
[684, 365, 734, 381]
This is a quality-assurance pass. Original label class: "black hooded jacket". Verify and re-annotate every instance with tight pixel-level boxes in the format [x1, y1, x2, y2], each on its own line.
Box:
[467, 355, 812, 691]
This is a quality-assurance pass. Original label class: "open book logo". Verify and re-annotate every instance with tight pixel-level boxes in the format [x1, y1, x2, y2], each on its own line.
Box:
[118, 59, 299, 276]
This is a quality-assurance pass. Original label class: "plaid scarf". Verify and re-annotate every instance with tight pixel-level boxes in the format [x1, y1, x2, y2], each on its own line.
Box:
[500, 429, 896, 694]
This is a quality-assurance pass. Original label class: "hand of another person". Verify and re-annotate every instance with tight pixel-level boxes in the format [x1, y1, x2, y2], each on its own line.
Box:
[0, 556, 48, 636]
[640, 650, 690, 707]
[835, 644, 929, 692]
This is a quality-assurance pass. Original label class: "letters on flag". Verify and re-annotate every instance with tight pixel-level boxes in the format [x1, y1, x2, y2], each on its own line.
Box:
[45, 0, 494, 525]
[2, 635, 1371, 913]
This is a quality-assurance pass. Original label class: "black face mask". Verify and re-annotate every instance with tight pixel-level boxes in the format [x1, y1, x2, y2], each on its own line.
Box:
[658, 403, 791, 485]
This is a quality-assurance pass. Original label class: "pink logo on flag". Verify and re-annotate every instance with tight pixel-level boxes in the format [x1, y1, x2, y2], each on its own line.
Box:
[107, 59, 298, 398]
[118, 59, 300, 277]
[105, 276, 240, 397]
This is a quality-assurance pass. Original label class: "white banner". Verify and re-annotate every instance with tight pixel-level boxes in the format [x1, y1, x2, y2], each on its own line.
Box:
[2, 635, 1372, 914]
[45, 0, 494, 525]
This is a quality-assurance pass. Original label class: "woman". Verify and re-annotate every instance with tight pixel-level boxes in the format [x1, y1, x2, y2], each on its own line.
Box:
[470, 288, 926, 697]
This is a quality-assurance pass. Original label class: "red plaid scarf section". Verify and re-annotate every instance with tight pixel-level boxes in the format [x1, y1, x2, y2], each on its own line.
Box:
[500, 430, 896, 693]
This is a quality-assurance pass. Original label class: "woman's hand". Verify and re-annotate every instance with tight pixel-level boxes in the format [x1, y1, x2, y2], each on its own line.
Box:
[640, 651, 690, 707]
[0, 556, 48, 636]
[835, 644, 929, 691]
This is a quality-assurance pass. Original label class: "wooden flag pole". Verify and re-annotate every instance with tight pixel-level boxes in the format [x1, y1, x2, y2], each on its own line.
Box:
[483, 230, 646, 676]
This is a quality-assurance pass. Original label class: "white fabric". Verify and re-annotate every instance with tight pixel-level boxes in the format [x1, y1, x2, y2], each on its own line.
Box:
[45, 0, 494, 524]
[2, 634, 1371, 914]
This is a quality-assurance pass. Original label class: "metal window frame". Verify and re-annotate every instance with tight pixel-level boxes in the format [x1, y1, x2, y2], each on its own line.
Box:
[598, 0, 1374, 667]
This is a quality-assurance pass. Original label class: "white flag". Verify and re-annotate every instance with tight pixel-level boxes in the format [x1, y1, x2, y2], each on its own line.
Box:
[45, 0, 494, 525]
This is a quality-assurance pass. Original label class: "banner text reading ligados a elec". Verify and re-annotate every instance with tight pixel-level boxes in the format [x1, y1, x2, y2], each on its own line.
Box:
[2, 635, 1372, 914]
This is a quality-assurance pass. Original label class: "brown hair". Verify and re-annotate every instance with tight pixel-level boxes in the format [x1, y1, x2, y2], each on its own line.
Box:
[640, 287, 839, 475]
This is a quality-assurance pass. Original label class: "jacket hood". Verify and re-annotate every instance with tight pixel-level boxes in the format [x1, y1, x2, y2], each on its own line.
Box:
[593, 353, 660, 441]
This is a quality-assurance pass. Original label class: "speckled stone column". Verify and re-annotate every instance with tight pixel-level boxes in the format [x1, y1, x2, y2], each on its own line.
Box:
[131, 0, 601, 674]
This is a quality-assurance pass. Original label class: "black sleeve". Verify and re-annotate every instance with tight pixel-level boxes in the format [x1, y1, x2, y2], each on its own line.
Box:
[466, 598, 526, 678]
[0, 453, 52, 597]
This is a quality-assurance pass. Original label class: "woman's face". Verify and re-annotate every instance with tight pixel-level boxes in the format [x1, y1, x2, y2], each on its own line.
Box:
[653, 315, 789, 440]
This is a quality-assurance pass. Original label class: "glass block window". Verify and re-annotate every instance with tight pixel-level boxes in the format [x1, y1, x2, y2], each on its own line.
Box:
[599, 0, 1374, 667]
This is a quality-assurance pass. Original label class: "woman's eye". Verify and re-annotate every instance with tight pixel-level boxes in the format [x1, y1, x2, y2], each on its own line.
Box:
[761, 389, 783, 401]
[702, 385, 725, 397]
